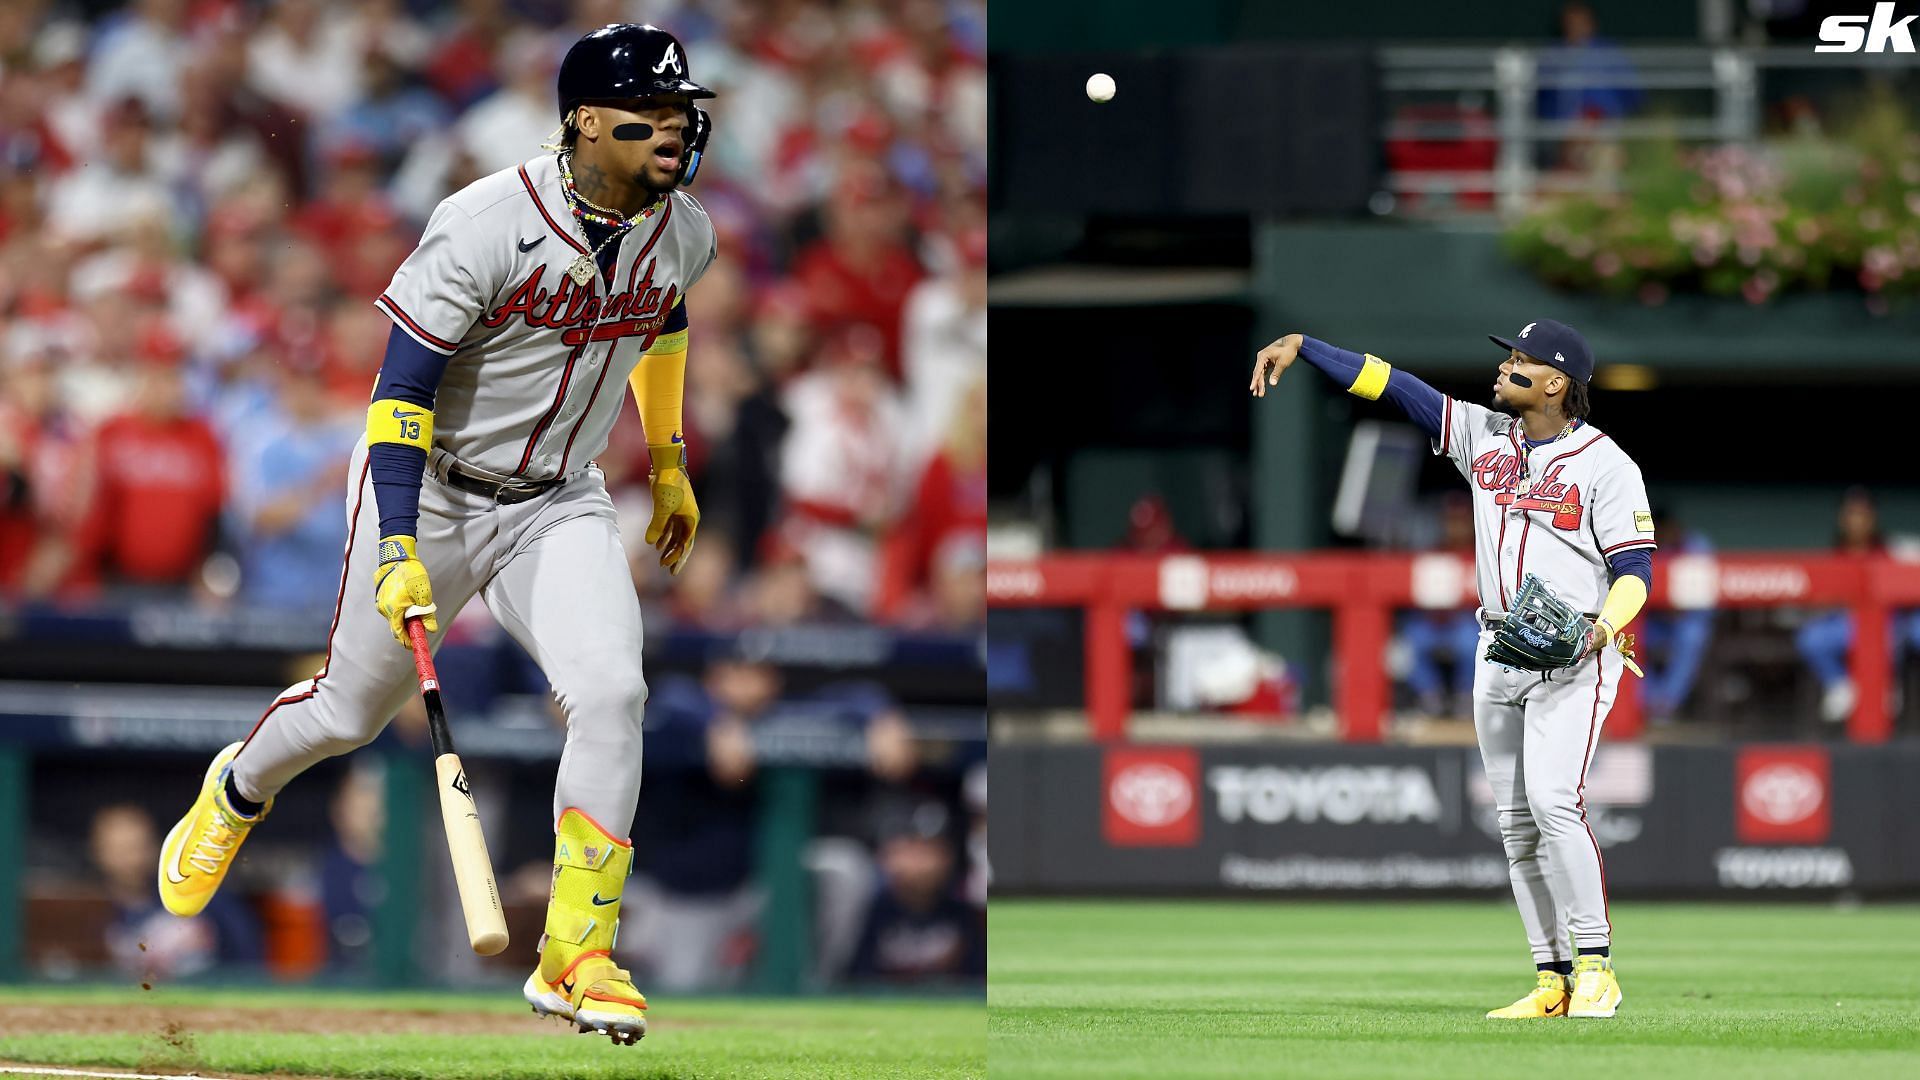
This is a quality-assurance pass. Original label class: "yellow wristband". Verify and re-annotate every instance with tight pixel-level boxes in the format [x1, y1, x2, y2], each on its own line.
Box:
[648, 440, 687, 472]
[1348, 355, 1391, 401]
[367, 399, 433, 452]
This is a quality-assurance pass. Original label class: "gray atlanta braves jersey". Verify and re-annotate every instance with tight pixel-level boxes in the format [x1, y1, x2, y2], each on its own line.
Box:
[1437, 398, 1656, 618]
[375, 153, 717, 480]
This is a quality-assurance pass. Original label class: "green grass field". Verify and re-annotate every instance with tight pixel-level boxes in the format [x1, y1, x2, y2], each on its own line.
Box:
[991, 899, 1920, 1079]
[0, 986, 982, 1079]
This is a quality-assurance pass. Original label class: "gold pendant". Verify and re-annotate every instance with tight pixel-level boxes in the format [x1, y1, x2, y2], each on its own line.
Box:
[568, 254, 596, 286]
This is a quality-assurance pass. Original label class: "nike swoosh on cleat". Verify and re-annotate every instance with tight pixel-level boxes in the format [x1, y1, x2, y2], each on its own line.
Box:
[392, 407, 423, 419]
[590, 893, 618, 906]
[518, 236, 545, 252]
[166, 831, 192, 885]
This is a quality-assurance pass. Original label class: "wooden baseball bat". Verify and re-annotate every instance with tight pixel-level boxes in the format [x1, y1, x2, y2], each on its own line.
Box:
[405, 615, 509, 957]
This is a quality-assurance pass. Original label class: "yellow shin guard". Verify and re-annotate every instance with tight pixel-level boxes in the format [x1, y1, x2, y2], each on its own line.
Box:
[539, 808, 634, 986]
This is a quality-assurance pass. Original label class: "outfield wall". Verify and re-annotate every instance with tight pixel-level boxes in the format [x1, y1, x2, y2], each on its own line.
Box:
[991, 742, 1920, 896]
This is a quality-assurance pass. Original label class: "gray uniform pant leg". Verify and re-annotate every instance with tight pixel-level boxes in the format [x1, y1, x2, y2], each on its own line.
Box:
[1473, 629, 1622, 962]
[482, 468, 648, 839]
[229, 442, 493, 801]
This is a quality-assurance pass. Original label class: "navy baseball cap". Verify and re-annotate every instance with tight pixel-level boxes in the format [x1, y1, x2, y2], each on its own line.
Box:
[1489, 319, 1593, 385]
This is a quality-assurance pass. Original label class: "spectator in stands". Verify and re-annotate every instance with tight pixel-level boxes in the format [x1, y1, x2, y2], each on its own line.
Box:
[84, 0, 194, 124]
[1122, 493, 1188, 553]
[67, 341, 225, 594]
[319, 766, 383, 974]
[325, 39, 449, 177]
[626, 654, 777, 992]
[1537, 2, 1643, 125]
[1636, 507, 1714, 724]
[742, 533, 840, 625]
[292, 140, 405, 301]
[777, 324, 908, 616]
[0, 338, 91, 598]
[789, 165, 924, 379]
[1394, 492, 1482, 720]
[879, 377, 984, 624]
[91, 802, 261, 978]
[962, 760, 987, 910]
[245, 0, 368, 127]
[1796, 487, 1920, 723]
[901, 227, 987, 469]
[455, 29, 562, 176]
[226, 358, 357, 611]
[847, 796, 983, 984]
[173, 57, 275, 231]
[46, 95, 181, 246]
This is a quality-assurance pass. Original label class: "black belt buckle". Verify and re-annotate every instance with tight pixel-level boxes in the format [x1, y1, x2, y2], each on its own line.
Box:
[448, 465, 551, 505]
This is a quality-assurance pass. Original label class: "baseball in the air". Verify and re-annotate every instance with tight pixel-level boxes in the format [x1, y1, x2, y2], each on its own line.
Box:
[1086, 73, 1115, 103]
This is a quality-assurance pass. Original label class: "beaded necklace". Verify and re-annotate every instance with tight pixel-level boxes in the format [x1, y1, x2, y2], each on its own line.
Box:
[556, 150, 666, 286]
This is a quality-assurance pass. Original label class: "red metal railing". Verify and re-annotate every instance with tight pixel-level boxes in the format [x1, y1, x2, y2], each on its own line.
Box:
[987, 551, 1920, 744]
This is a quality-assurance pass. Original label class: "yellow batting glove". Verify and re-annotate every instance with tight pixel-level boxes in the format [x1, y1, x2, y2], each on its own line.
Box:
[373, 535, 437, 645]
[645, 439, 700, 575]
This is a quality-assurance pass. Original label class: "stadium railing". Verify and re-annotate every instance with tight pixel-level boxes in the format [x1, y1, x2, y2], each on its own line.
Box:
[1377, 45, 1914, 216]
[987, 550, 1918, 744]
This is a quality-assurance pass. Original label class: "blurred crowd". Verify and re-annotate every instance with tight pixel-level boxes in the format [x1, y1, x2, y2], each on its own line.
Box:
[0, 0, 988, 635]
[80, 690, 987, 988]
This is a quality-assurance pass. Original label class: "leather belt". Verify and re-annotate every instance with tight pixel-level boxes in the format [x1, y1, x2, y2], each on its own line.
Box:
[439, 460, 561, 505]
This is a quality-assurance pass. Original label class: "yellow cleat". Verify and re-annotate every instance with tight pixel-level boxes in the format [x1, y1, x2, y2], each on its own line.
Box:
[525, 951, 649, 1045]
[1485, 970, 1571, 1018]
[522, 807, 647, 1045]
[157, 741, 271, 917]
[1569, 955, 1623, 1018]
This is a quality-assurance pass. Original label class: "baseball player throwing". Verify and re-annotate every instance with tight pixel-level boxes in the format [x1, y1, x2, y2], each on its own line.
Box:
[1250, 320, 1655, 1019]
[158, 24, 719, 1044]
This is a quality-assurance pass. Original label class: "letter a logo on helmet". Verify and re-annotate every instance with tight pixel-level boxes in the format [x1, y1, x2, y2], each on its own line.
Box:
[1519, 322, 1535, 337]
[653, 43, 682, 75]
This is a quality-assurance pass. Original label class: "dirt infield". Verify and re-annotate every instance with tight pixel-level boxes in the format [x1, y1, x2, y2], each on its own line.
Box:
[0, 1003, 581, 1040]
[0, 1002, 584, 1079]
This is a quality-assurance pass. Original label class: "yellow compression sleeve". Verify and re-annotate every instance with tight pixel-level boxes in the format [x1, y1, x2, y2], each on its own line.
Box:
[1597, 573, 1649, 635]
[367, 398, 433, 452]
[1349, 354, 1391, 401]
[631, 318, 687, 445]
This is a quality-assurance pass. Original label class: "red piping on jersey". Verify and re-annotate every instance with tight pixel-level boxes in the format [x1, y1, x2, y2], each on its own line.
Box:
[1602, 538, 1657, 555]
[522, 202, 679, 477]
[558, 281, 680, 472]
[1513, 517, 1533, 602]
[513, 341, 589, 479]
[1577, 656, 1613, 938]
[1543, 430, 1612, 465]
[377, 294, 458, 353]
[558, 359, 616, 473]
[518, 165, 592, 255]
[1496, 423, 1520, 609]
[626, 198, 675, 287]
[240, 455, 372, 753]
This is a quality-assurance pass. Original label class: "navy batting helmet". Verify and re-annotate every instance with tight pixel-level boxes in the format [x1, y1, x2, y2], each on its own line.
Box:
[557, 24, 715, 186]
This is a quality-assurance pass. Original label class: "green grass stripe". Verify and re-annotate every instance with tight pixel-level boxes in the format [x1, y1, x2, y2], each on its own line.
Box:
[989, 899, 1920, 1080]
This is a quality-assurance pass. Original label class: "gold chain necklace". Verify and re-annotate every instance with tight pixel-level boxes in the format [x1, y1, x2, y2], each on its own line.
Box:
[555, 151, 664, 286]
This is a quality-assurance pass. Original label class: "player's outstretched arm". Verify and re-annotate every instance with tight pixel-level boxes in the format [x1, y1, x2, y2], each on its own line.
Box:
[1251, 332, 1445, 439]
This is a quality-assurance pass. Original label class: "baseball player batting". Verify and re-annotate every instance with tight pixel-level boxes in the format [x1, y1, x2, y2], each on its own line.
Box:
[158, 24, 718, 1045]
[1250, 320, 1655, 1020]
